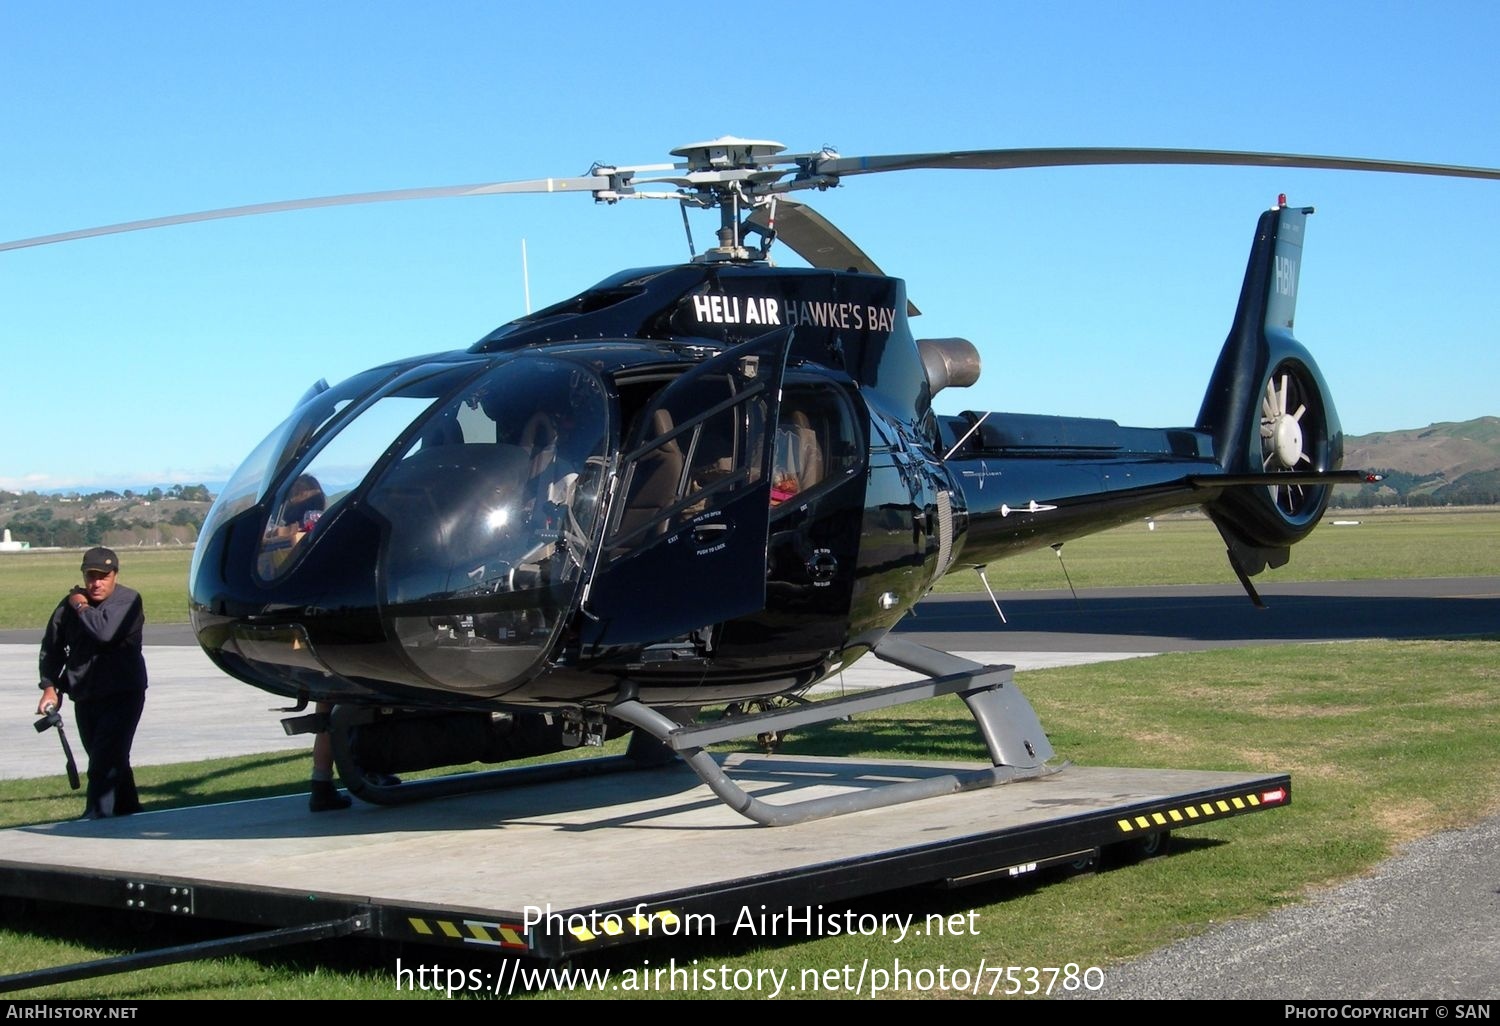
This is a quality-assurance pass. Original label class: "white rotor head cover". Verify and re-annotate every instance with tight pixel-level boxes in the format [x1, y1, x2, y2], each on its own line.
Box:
[670, 137, 787, 171]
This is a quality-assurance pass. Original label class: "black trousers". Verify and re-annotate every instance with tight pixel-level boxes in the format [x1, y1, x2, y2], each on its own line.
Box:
[73, 690, 145, 818]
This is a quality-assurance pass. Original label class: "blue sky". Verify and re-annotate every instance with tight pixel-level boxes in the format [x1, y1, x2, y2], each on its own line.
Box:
[3, 2, 1497, 491]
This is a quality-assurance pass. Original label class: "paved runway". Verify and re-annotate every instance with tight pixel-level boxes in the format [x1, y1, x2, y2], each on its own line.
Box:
[4, 576, 1495, 782]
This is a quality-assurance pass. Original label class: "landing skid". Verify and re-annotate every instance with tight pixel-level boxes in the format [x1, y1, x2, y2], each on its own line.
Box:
[328, 639, 1059, 824]
[325, 706, 675, 806]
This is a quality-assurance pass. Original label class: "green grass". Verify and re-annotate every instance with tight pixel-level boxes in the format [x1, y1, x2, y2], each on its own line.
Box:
[2, 510, 1496, 996]
[930, 506, 1500, 593]
[2, 509, 1496, 630]
[0, 548, 195, 629]
[3, 639, 1497, 999]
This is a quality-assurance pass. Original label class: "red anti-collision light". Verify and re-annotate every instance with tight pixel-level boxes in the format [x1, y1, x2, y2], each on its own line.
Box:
[1260, 787, 1288, 805]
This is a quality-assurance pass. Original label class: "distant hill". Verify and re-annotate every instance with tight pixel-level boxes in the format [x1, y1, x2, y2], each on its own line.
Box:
[1, 485, 213, 548]
[1336, 416, 1500, 507]
[4, 419, 1495, 537]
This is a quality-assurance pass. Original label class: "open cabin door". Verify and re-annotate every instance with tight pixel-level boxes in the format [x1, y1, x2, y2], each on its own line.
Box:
[578, 330, 792, 650]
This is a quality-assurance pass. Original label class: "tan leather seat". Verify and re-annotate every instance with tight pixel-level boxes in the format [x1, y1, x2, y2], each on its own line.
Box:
[617, 408, 684, 541]
[787, 409, 824, 491]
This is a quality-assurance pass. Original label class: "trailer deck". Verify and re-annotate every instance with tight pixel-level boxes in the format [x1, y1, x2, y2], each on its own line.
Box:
[0, 755, 1289, 965]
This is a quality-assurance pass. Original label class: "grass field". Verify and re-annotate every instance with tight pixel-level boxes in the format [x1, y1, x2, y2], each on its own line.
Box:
[2, 638, 1497, 999]
[2, 507, 1496, 997]
[930, 506, 1500, 593]
[0, 547, 197, 630]
[2, 508, 1497, 630]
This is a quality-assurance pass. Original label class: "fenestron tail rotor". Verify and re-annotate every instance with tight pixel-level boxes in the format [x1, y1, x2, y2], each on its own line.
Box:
[1259, 366, 1322, 518]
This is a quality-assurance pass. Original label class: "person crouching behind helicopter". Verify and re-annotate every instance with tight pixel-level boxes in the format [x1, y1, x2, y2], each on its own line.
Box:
[35, 546, 148, 820]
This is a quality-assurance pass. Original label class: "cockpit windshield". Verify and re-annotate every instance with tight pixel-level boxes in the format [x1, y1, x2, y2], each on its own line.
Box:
[362, 358, 611, 693]
[364, 358, 610, 604]
[255, 362, 481, 580]
[192, 365, 396, 586]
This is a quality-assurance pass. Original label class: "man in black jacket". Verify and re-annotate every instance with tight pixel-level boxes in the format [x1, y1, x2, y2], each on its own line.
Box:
[36, 546, 148, 819]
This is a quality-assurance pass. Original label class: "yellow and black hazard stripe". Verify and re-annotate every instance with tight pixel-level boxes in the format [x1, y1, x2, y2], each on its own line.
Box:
[1115, 786, 1285, 835]
[567, 909, 681, 944]
[403, 908, 686, 949]
[405, 916, 528, 950]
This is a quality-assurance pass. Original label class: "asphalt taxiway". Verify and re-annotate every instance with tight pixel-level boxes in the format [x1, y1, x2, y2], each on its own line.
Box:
[892, 575, 1500, 652]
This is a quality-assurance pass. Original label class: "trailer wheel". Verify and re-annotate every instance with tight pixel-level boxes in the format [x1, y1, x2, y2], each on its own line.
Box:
[1066, 851, 1100, 876]
[1108, 830, 1171, 866]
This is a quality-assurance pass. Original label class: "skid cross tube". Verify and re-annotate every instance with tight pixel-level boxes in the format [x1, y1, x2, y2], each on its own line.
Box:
[609, 639, 1058, 826]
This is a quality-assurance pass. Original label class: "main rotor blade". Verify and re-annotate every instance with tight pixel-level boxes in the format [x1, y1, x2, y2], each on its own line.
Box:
[747, 197, 881, 273]
[814, 147, 1500, 182]
[13, 143, 1497, 256]
[0, 176, 611, 252]
[747, 198, 919, 315]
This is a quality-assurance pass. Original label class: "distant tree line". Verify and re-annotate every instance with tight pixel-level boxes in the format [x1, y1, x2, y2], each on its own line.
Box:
[1331, 468, 1500, 508]
[2, 484, 214, 547]
[1, 484, 213, 505]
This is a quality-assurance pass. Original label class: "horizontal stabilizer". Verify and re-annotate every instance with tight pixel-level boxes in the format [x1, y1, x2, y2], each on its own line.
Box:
[1188, 469, 1368, 490]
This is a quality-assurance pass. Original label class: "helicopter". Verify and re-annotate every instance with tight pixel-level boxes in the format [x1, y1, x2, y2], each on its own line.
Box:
[9, 138, 1499, 824]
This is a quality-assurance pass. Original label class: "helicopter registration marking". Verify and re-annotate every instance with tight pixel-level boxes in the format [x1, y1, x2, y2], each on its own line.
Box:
[1274, 255, 1297, 296]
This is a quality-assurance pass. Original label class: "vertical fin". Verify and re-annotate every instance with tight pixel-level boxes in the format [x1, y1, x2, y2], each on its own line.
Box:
[1265, 204, 1310, 336]
[1197, 202, 1315, 473]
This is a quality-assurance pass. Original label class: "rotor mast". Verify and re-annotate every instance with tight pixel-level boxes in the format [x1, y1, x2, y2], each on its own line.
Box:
[663, 137, 838, 262]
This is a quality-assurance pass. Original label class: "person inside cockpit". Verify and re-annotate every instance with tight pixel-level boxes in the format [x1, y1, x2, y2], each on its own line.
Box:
[283, 473, 326, 531]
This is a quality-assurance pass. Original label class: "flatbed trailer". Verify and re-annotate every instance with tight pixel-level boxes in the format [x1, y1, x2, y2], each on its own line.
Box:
[0, 754, 1289, 989]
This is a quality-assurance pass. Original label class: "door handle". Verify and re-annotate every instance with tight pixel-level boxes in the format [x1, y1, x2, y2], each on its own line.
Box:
[691, 522, 732, 549]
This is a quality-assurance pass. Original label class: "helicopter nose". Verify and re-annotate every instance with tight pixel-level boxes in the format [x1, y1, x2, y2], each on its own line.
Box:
[192, 353, 612, 705]
[191, 499, 394, 701]
[191, 454, 574, 704]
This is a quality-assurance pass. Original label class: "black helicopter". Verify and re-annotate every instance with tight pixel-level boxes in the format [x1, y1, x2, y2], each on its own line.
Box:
[10, 138, 1499, 823]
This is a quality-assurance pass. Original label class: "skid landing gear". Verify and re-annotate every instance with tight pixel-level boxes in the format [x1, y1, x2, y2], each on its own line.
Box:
[611, 637, 1059, 826]
[310, 639, 1059, 825]
[318, 705, 679, 807]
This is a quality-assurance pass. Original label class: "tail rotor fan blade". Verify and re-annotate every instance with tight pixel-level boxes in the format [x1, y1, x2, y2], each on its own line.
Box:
[1262, 380, 1280, 424]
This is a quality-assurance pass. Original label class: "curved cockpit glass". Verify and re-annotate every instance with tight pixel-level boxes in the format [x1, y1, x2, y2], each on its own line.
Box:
[255, 362, 482, 580]
[194, 353, 613, 700]
[191, 365, 396, 586]
[363, 358, 611, 692]
[365, 359, 609, 601]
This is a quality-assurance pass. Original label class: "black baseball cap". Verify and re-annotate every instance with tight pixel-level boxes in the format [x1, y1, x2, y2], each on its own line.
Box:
[81, 547, 119, 574]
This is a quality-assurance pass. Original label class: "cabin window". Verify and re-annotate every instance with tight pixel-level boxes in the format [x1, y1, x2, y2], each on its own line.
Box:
[770, 384, 862, 513]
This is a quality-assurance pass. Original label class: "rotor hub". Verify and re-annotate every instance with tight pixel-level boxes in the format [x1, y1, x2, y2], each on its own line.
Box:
[670, 137, 787, 172]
